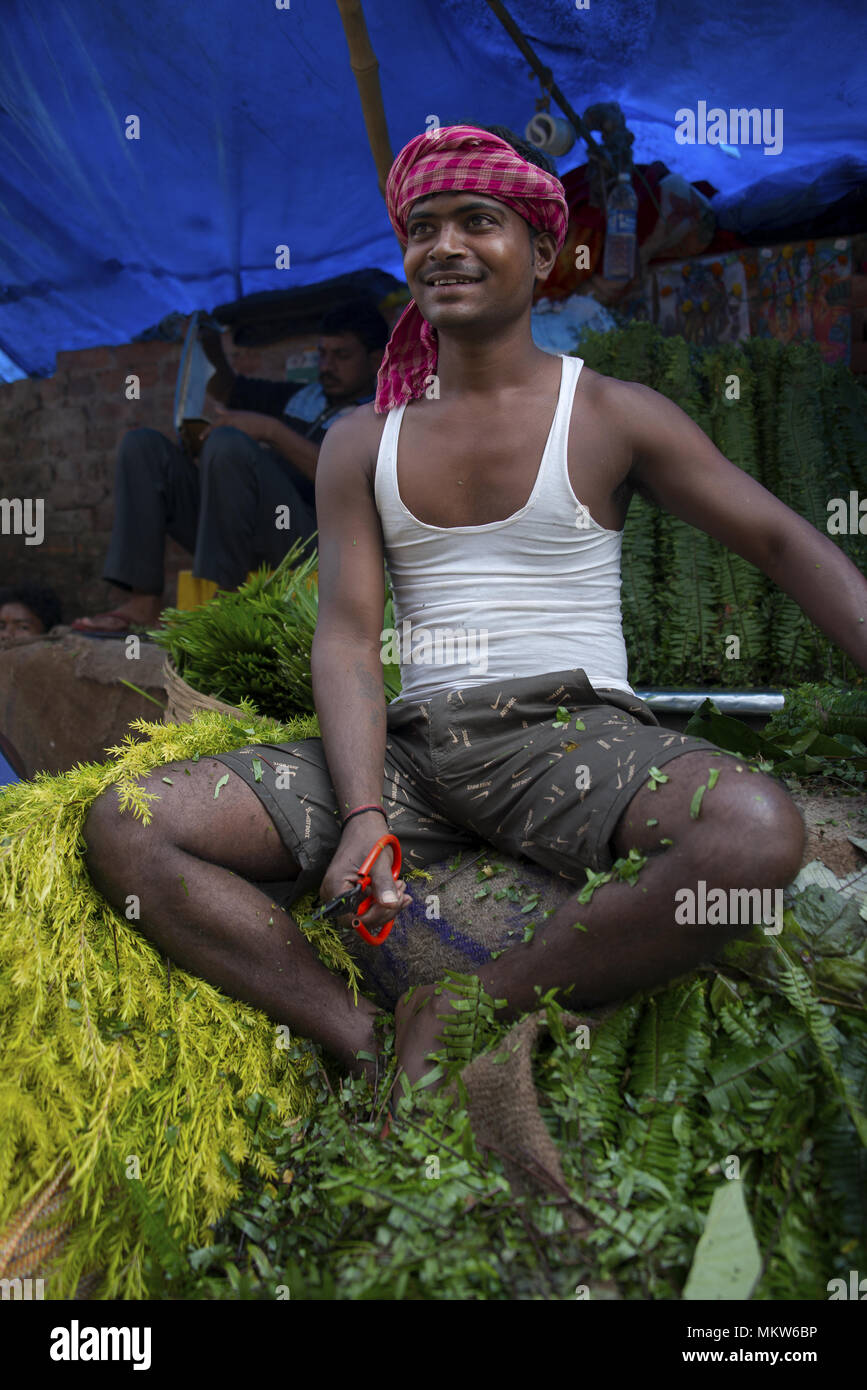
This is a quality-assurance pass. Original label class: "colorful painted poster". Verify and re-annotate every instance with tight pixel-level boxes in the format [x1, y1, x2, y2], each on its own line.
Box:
[655, 251, 750, 346]
[747, 237, 851, 365]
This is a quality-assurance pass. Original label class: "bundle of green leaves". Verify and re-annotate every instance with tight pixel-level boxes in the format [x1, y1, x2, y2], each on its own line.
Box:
[151, 540, 402, 719]
[578, 325, 867, 689]
[764, 682, 867, 745]
[136, 882, 867, 1302]
[0, 707, 354, 1299]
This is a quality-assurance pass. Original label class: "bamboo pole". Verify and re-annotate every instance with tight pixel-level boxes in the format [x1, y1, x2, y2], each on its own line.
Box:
[335, 0, 394, 198]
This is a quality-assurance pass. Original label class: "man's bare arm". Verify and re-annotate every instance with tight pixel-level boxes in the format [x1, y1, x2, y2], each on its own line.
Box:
[312, 406, 388, 813]
[263, 419, 320, 481]
[198, 409, 320, 481]
[622, 381, 867, 673]
[310, 407, 409, 923]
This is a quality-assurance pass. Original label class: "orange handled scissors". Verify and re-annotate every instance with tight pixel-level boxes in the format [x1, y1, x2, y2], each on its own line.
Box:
[308, 833, 402, 946]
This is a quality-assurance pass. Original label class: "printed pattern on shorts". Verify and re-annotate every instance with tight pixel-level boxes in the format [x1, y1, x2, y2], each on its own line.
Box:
[212, 667, 723, 891]
[420, 670, 721, 878]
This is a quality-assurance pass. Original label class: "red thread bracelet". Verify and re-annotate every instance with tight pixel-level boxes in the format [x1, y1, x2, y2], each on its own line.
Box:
[342, 803, 388, 828]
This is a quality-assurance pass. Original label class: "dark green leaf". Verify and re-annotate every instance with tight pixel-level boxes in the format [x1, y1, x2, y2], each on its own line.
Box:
[219, 1150, 240, 1180]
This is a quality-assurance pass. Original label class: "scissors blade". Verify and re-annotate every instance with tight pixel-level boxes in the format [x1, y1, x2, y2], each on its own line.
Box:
[308, 883, 365, 923]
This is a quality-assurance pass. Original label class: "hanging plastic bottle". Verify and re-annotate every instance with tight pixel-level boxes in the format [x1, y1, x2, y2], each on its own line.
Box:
[603, 172, 639, 282]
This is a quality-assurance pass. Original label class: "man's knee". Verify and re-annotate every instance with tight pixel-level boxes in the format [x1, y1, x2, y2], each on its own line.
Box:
[117, 427, 169, 470]
[709, 764, 804, 884]
[615, 750, 805, 884]
[199, 426, 252, 473]
[83, 786, 142, 895]
[83, 762, 188, 887]
[85, 758, 300, 890]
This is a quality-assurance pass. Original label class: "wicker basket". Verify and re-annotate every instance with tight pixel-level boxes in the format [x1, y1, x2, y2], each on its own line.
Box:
[162, 658, 244, 724]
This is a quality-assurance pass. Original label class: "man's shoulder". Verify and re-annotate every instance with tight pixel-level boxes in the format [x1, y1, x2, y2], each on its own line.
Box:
[316, 401, 388, 485]
[324, 400, 386, 444]
[578, 363, 653, 409]
[575, 365, 668, 446]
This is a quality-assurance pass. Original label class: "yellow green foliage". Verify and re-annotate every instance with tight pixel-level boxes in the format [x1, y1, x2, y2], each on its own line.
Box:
[0, 707, 356, 1299]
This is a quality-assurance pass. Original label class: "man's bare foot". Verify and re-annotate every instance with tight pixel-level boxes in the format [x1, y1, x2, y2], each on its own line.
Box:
[72, 594, 163, 633]
[394, 982, 461, 1089]
[71, 611, 135, 634]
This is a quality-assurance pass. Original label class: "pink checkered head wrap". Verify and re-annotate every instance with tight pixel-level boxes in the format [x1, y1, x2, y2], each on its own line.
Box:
[375, 125, 569, 413]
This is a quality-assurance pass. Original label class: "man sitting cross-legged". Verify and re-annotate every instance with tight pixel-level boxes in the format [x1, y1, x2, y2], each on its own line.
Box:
[84, 126, 866, 1090]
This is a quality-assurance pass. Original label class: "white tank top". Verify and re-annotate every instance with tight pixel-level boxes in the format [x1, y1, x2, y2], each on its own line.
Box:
[374, 353, 635, 704]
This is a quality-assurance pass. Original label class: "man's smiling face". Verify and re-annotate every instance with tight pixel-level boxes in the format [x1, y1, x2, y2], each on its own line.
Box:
[403, 191, 557, 333]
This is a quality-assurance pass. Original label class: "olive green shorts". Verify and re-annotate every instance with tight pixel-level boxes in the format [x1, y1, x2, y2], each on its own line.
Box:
[213, 667, 721, 906]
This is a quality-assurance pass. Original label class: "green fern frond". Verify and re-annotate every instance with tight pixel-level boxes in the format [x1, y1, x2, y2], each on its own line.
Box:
[621, 494, 661, 683]
[769, 930, 867, 1144]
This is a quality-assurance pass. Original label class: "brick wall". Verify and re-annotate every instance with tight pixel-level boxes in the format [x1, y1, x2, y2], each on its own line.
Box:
[0, 330, 313, 621]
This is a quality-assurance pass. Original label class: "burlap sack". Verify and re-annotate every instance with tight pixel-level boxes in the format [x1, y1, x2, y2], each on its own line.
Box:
[459, 1010, 591, 1223]
[336, 843, 618, 1217]
[337, 845, 579, 1012]
[0, 1165, 101, 1298]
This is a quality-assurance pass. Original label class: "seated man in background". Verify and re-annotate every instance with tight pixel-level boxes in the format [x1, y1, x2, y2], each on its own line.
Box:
[0, 583, 62, 646]
[72, 299, 389, 635]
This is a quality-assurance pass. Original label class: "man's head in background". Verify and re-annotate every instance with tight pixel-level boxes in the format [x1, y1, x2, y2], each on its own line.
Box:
[316, 300, 390, 404]
[0, 584, 62, 646]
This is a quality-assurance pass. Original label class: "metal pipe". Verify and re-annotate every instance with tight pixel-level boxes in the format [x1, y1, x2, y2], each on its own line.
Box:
[634, 689, 786, 715]
[483, 0, 610, 171]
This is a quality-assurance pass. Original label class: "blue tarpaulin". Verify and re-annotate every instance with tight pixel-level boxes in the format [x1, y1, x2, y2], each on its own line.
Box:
[0, 749, 19, 787]
[1, 0, 865, 377]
